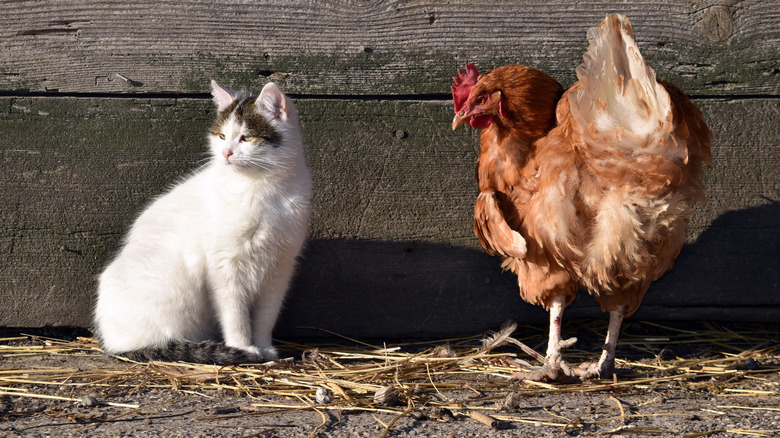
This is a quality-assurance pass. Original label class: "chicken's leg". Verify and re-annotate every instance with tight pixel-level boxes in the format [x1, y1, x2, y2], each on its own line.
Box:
[519, 296, 579, 382]
[576, 306, 625, 379]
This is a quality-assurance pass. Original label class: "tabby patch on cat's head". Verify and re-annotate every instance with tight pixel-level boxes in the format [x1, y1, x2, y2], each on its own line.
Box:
[208, 81, 294, 172]
[210, 96, 282, 148]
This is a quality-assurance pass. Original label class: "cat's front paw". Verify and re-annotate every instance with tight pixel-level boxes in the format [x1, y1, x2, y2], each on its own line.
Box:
[260, 346, 279, 361]
[235, 345, 261, 358]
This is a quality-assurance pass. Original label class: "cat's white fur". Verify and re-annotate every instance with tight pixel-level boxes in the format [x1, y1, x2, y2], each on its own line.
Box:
[95, 81, 312, 360]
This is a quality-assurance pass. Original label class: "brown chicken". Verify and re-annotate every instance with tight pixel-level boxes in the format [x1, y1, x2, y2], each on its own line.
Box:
[451, 14, 712, 381]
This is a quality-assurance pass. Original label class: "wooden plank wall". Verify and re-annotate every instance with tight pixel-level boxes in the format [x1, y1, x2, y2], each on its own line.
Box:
[1, 1, 778, 339]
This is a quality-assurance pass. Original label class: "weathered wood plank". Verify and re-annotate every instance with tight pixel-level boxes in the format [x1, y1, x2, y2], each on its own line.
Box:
[1, 96, 777, 334]
[0, 1, 777, 96]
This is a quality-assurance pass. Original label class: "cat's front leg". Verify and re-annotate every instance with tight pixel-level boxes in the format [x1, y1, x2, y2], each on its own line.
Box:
[251, 288, 285, 361]
[251, 259, 298, 361]
[210, 279, 261, 358]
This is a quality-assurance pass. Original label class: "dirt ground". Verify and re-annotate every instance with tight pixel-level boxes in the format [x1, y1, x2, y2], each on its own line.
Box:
[1, 322, 778, 437]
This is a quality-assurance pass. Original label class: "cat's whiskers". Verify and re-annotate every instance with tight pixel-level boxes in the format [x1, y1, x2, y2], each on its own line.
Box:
[234, 154, 296, 173]
[194, 156, 214, 167]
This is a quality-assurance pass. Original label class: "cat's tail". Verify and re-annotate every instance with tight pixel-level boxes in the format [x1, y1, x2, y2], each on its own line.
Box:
[117, 340, 260, 365]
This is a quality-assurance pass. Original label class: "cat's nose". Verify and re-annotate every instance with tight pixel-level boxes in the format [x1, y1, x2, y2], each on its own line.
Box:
[222, 147, 233, 161]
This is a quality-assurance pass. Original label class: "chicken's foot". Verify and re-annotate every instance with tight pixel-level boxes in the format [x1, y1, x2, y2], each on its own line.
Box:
[513, 296, 580, 383]
[575, 307, 625, 380]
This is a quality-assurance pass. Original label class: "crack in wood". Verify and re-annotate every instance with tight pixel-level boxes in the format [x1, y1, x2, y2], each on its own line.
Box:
[16, 28, 78, 37]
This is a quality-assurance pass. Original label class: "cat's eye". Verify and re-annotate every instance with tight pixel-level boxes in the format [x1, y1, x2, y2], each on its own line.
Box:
[241, 135, 255, 142]
[218, 133, 226, 140]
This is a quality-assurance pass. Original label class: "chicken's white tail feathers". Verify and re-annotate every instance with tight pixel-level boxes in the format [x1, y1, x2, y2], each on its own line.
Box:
[570, 14, 674, 157]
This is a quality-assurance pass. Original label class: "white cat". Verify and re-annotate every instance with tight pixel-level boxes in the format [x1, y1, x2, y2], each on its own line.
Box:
[94, 81, 312, 364]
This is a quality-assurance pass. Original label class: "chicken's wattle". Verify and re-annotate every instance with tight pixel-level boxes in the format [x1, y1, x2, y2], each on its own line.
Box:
[469, 115, 493, 129]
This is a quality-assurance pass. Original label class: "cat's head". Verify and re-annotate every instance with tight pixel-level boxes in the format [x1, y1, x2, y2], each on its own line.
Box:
[209, 81, 303, 173]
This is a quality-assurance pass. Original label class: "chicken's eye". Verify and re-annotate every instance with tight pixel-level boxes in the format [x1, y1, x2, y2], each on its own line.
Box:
[476, 96, 486, 105]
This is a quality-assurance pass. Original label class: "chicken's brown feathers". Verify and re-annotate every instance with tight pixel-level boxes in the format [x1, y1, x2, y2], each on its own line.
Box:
[453, 14, 712, 317]
[473, 65, 564, 141]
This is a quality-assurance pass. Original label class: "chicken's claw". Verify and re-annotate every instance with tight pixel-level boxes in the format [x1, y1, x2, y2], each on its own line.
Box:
[575, 307, 627, 380]
[574, 360, 613, 380]
[511, 336, 580, 383]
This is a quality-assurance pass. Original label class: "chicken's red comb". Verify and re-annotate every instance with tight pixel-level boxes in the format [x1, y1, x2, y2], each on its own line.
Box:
[452, 63, 479, 113]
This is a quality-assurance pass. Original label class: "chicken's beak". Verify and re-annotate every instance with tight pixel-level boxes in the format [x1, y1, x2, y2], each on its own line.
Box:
[452, 112, 469, 130]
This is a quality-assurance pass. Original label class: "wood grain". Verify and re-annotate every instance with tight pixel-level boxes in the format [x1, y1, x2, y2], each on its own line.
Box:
[1, 96, 777, 332]
[0, 1, 777, 95]
[1, 0, 776, 332]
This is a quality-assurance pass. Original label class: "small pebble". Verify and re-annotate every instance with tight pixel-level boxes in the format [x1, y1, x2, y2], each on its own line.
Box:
[410, 410, 426, 421]
[501, 392, 523, 411]
[80, 395, 100, 407]
[315, 387, 333, 405]
[743, 358, 759, 370]
[374, 385, 398, 406]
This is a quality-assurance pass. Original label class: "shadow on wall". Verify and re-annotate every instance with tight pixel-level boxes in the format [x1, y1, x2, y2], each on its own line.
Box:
[275, 239, 549, 341]
[276, 201, 780, 341]
[635, 199, 780, 320]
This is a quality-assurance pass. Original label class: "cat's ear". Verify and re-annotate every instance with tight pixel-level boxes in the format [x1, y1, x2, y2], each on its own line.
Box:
[211, 80, 237, 112]
[257, 82, 288, 122]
